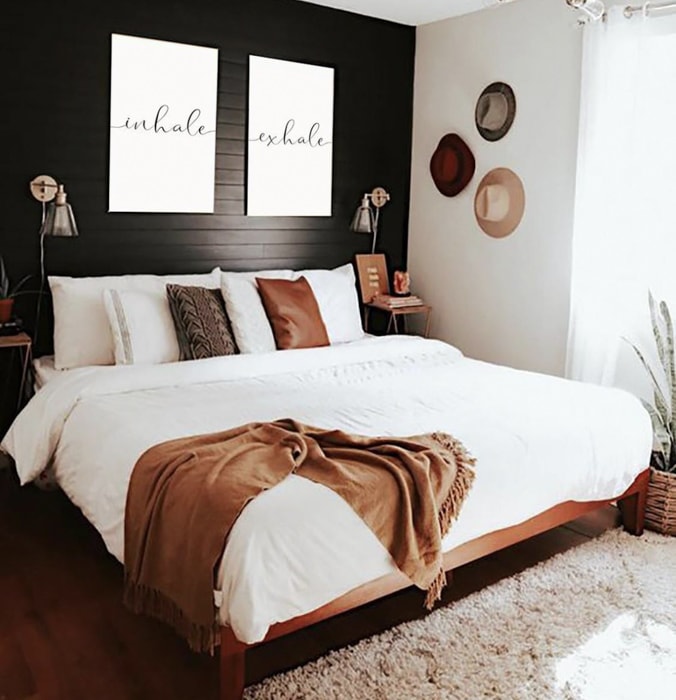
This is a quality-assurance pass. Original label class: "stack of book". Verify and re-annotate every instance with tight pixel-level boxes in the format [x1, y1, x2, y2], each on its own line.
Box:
[372, 294, 424, 309]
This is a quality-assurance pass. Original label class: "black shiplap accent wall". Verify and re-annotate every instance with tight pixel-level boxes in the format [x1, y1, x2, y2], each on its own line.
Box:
[0, 0, 415, 342]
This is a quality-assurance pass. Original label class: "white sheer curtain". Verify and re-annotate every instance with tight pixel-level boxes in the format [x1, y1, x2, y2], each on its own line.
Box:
[566, 5, 676, 394]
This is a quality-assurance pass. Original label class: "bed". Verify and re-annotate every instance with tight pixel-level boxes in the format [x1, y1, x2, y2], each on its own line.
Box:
[3, 337, 652, 697]
[2, 331, 652, 699]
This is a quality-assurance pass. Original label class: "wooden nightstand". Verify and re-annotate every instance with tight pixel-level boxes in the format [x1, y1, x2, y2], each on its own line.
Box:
[364, 301, 432, 338]
[0, 332, 33, 411]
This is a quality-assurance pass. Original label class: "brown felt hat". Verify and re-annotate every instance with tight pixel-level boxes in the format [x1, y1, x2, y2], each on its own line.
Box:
[474, 168, 525, 238]
[429, 134, 476, 198]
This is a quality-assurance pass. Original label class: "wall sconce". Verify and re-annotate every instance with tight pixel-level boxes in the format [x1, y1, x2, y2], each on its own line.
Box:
[29, 174, 79, 343]
[350, 187, 390, 254]
[30, 175, 79, 238]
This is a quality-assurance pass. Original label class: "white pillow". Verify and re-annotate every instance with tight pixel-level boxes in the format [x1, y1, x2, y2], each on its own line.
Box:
[221, 269, 295, 353]
[220, 264, 364, 353]
[49, 269, 220, 369]
[298, 264, 364, 344]
[103, 288, 179, 365]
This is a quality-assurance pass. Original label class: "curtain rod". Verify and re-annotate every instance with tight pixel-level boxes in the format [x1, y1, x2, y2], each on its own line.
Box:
[623, 1, 676, 17]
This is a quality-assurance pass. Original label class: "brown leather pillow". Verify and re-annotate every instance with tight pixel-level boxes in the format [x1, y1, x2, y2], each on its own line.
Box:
[256, 276, 329, 350]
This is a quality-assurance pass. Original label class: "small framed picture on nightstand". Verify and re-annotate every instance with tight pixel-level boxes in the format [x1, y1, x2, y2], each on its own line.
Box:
[355, 254, 389, 303]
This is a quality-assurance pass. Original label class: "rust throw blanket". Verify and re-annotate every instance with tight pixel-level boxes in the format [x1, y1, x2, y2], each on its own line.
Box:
[124, 419, 475, 652]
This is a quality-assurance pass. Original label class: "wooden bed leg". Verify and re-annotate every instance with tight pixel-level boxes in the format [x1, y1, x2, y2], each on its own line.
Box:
[617, 469, 650, 536]
[220, 627, 246, 700]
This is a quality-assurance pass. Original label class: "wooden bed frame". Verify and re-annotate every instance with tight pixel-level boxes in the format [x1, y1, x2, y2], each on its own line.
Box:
[219, 468, 650, 700]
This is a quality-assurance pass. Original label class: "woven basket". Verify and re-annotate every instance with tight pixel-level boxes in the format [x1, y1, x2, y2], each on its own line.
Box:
[645, 468, 676, 536]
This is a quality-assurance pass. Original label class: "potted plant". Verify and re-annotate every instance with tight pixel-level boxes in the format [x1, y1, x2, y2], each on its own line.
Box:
[0, 257, 30, 323]
[628, 292, 676, 535]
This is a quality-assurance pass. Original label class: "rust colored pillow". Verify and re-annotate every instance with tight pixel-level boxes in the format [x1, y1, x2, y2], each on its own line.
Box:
[256, 276, 329, 350]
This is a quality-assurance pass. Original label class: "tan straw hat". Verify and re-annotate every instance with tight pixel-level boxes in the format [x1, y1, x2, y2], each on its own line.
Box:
[474, 168, 525, 238]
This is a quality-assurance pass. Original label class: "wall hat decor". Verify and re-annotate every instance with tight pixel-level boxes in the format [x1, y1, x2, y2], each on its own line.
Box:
[429, 133, 476, 197]
[475, 82, 516, 142]
[474, 167, 525, 238]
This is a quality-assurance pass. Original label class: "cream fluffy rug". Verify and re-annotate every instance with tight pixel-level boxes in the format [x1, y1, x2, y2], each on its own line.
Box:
[246, 529, 676, 699]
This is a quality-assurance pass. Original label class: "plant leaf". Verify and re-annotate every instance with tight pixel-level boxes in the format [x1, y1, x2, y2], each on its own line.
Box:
[661, 299, 676, 421]
[10, 275, 31, 297]
[0, 257, 8, 299]
[649, 292, 671, 408]
[640, 398, 670, 463]
[629, 341, 670, 417]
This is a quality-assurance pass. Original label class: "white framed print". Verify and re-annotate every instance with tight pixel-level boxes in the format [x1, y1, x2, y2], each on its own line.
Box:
[247, 56, 334, 217]
[109, 34, 219, 213]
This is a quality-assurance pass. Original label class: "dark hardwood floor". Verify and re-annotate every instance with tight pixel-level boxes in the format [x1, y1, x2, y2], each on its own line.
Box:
[0, 465, 622, 700]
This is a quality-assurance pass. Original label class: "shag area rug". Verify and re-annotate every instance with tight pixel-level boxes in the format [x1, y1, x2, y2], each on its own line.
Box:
[245, 529, 676, 699]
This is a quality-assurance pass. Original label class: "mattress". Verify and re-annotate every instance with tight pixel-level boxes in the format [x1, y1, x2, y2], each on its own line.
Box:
[1, 336, 652, 644]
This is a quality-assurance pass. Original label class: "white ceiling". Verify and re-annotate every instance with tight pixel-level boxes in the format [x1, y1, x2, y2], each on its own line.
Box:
[294, 0, 511, 26]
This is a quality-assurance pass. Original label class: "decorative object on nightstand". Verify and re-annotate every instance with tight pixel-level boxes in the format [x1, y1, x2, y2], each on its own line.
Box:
[393, 270, 410, 296]
[0, 332, 33, 412]
[354, 253, 389, 304]
[350, 187, 390, 254]
[29, 174, 79, 343]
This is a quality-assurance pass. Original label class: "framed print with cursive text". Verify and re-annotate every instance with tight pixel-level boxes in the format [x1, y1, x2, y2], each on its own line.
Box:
[247, 56, 334, 217]
[108, 34, 218, 213]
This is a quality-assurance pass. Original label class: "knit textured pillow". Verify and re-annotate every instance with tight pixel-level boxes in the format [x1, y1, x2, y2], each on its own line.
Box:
[166, 285, 238, 360]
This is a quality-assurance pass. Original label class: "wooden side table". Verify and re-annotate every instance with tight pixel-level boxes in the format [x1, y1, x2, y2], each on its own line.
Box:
[364, 301, 432, 338]
[0, 332, 33, 411]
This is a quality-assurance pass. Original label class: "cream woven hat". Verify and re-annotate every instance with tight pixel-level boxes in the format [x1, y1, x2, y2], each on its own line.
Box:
[474, 168, 525, 238]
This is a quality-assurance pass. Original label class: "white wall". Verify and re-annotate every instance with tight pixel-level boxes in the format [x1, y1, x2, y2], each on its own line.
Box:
[408, 0, 582, 376]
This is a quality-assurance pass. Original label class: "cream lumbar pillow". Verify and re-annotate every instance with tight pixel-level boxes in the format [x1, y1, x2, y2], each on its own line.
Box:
[49, 269, 221, 369]
[103, 288, 180, 365]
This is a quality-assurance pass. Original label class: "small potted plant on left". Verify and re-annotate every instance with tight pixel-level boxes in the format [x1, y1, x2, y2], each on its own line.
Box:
[0, 257, 31, 323]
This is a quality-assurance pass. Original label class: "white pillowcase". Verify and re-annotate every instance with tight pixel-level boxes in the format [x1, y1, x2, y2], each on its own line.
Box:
[49, 269, 220, 369]
[221, 269, 295, 354]
[221, 263, 364, 354]
[300, 265, 364, 345]
[103, 289, 179, 365]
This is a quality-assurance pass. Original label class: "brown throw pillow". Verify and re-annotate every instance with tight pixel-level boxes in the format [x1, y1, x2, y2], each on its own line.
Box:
[256, 276, 329, 350]
[166, 285, 238, 360]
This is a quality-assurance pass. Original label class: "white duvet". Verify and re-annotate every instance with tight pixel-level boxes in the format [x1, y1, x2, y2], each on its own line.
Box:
[2, 336, 652, 644]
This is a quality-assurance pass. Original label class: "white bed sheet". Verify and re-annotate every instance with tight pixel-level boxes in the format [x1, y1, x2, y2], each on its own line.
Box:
[2, 336, 652, 644]
[33, 355, 62, 390]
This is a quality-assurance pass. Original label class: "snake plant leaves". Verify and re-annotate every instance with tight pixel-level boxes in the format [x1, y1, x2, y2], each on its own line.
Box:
[630, 341, 669, 420]
[0, 256, 31, 300]
[626, 292, 676, 472]
[640, 398, 670, 470]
